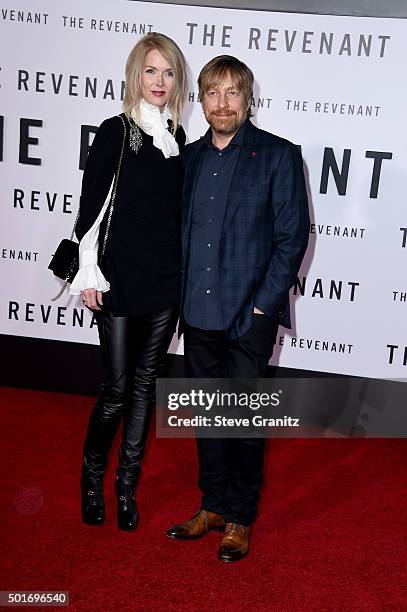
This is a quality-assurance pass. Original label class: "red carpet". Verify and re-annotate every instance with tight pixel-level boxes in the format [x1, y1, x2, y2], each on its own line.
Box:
[1, 386, 406, 610]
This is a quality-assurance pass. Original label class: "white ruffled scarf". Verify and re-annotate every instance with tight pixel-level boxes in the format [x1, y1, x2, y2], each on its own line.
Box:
[131, 98, 179, 159]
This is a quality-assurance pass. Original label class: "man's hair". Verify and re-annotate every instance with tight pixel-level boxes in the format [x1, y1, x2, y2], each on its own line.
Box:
[198, 55, 254, 115]
[123, 32, 188, 134]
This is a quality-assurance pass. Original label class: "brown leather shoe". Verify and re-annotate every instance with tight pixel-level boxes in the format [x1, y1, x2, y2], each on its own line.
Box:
[166, 509, 224, 540]
[218, 522, 251, 562]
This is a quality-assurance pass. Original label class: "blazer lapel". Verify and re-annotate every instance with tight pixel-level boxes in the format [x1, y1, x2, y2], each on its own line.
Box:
[182, 137, 206, 254]
[222, 121, 260, 233]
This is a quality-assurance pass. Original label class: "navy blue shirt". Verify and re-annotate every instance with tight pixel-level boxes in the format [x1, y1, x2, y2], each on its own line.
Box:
[184, 121, 247, 330]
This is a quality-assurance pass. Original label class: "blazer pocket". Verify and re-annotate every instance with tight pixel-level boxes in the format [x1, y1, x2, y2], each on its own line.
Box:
[246, 185, 257, 197]
[244, 182, 270, 202]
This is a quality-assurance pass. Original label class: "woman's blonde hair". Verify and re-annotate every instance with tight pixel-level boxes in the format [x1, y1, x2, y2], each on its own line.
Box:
[123, 32, 188, 133]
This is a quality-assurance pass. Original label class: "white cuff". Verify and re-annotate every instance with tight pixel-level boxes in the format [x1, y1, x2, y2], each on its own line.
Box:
[80, 249, 98, 266]
[69, 263, 110, 294]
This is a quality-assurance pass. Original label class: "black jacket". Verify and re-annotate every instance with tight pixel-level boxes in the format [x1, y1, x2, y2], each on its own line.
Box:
[76, 113, 186, 315]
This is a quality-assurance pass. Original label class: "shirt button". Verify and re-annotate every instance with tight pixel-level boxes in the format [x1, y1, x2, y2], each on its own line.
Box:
[218, 152, 223, 156]
[213, 172, 218, 176]
[210, 196, 215, 200]
[206, 289, 211, 294]
[206, 267, 211, 271]
[208, 218, 213, 223]
[207, 243, 211, 248]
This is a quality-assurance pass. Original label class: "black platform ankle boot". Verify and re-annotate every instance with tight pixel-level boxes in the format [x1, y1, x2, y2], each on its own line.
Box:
[81, 472, 105, 526]
[116, 473, 139, 532]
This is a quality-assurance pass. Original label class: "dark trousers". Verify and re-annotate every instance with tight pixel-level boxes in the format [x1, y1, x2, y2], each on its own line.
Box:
[83, 306, 178, 482]
[184, 314, 279, 525]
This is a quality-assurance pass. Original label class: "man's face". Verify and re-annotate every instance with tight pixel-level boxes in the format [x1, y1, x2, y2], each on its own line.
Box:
[201, 73, 248, 137]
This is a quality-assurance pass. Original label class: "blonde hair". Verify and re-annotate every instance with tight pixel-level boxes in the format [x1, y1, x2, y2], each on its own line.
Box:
[198, 55, 254, 117]
[123, 32, 188, 133]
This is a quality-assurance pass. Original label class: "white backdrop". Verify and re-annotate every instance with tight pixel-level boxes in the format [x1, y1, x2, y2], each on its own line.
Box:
[1, 0, 406, 379]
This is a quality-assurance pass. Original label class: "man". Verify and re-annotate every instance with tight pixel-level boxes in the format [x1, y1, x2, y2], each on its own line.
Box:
[167, 56, 310, 561]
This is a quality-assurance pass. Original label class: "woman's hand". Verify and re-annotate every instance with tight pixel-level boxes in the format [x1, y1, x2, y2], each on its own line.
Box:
[80, 289, 103, 311]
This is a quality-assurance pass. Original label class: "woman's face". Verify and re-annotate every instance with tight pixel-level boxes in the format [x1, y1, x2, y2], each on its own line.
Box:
[140, 48, 175, 111]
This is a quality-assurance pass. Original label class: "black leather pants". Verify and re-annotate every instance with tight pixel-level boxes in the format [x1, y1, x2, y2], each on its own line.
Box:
[82, 306, 178, 481]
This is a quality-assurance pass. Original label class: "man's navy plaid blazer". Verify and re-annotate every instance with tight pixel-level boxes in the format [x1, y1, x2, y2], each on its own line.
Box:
[180, 120, 310, 340]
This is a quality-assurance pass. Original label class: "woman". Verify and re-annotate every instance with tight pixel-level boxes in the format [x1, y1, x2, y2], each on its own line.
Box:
[69, 33, 188, 531]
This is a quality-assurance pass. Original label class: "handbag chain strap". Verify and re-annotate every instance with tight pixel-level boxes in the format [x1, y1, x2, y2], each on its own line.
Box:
[101, 115, 127, 256]
[69, 210, 80, 242]
[69, 114, 127, 248]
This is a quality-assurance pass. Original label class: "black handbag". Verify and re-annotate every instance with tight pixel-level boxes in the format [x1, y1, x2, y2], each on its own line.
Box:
[48, 115, 127, 300]
[48, 238, 79, 284]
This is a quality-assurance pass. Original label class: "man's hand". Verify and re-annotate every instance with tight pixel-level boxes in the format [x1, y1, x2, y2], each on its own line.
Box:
[80, 289, 103, 311]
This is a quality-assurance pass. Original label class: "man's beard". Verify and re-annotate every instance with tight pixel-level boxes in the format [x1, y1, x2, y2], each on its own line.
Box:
[206, 111, 243, 136]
